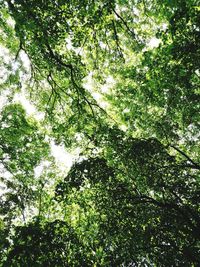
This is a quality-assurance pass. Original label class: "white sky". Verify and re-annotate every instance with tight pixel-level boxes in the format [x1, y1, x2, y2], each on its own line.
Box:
[50, 141, 74, 171]
[148, 37, 161, 49]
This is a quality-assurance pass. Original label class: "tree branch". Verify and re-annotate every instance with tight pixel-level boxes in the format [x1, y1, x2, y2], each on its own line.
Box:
[112, 8, 135, 38]
[170, 145, 200, 169]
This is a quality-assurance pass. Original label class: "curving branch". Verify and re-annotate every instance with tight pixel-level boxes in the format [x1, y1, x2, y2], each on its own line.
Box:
[112, 8, 135, 38]
[170, 145, 200, 169]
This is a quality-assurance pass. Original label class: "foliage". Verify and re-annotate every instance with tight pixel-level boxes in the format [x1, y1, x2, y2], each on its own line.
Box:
[0, 0, 199, 266]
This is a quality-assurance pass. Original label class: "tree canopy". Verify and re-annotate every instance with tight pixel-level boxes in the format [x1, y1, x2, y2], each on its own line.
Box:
[0, 0, 199, 266]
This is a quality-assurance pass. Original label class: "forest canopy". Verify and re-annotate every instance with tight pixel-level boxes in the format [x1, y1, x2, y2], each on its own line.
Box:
[0, 0, 200, 266]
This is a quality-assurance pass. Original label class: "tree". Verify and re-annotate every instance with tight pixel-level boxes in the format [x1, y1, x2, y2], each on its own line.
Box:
[0, 0, 199, 266]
